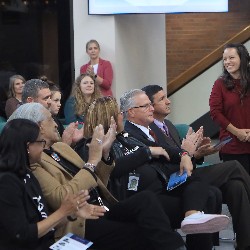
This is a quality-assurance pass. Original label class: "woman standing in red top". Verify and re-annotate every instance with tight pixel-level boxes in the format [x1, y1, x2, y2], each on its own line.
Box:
[209, 43, 250, 173]
[80, 39, 113, 97]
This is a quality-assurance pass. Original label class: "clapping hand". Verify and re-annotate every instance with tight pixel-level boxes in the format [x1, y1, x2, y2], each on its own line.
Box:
[181, 127, 203, 156]
[86, 65, 95, 77]
[102, 117, 117, 160]
[75, 190, 106, 219]
[87, 125, 105, 166]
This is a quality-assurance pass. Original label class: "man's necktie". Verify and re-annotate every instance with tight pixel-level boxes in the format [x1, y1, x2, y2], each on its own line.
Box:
[149, 129, 158, 142]
[162, 122, 169, 136]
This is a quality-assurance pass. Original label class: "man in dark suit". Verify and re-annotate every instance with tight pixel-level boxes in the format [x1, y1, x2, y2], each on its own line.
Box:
[142, 84, 250, 250]
[120, 89, 229, 250]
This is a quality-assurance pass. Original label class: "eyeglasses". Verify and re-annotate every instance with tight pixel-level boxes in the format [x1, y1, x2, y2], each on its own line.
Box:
[131, 103, 153, 111]
[32, 139, 46, 148]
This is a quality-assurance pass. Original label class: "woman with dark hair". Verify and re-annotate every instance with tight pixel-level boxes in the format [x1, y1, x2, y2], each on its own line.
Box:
[5, 74, 25, 118]
[64, 73, 101, 124]
[209, 43, 250, 173]
[0, 119, 96, 250]
[80, 39, 113, 97]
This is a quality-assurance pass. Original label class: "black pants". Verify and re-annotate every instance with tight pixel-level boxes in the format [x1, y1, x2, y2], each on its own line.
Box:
[85, 190, 184, 250]
[193, 160, 250, 248]
[157, 185, 222, 250]
[221, 153, 250, 175]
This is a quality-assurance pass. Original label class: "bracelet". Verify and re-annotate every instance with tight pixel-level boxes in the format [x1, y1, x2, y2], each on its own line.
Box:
[179, 151, 190, 158]
[67, 215, 77, 221]
[84, 162, 96, 171]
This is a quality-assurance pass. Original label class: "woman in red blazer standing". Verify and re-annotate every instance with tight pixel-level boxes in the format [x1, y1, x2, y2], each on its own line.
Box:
[80, 39, 113, 97]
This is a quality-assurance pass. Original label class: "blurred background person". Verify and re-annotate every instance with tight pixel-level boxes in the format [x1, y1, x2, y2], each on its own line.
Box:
[64, 73, 101, 125]
[80, 39, 113, 97]
[40, 76, 64, 137]
[209, 43, 250, 174]
[5, 74, 25, 118]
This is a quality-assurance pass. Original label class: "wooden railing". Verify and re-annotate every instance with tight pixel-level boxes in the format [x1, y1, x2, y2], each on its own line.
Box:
[167, 25, 250, 96]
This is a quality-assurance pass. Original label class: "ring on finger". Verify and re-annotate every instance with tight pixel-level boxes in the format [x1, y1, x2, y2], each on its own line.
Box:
[96, 138, 102, 144]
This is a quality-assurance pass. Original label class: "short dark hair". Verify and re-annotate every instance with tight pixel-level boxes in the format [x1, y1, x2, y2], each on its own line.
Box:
[142, 85, 163, 103]
[22, 79, 49, 103]
[0, 119, 40, 177]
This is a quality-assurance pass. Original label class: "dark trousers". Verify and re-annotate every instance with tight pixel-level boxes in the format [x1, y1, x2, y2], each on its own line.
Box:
[158, 185, 222, 250]
[85, 190, 184, 250]
[221, 153, 250, 175]
[193, 160, 250, 248]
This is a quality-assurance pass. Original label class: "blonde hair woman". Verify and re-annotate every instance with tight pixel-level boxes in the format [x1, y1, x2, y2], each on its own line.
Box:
[80, 39, 113, 97]
[64, 73, 101, 125]
[5, 74, 25, 118]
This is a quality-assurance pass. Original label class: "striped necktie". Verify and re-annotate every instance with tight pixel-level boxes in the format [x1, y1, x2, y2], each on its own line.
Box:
[162, 122, 169, 136]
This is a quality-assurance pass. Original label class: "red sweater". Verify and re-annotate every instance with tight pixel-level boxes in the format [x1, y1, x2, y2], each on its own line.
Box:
[209, 78, 250, 154]
[80, 58, 113, 97]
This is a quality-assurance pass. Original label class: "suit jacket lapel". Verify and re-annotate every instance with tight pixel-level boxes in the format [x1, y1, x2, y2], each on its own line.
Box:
[124, 121, 157, 146]
[164, 120, 182, 148]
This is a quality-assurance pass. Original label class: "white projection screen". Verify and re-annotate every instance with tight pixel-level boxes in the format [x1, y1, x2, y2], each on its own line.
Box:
[88, 0, 228, 15]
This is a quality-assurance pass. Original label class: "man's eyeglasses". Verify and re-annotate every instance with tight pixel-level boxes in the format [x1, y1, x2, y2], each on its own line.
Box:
[131, 103, 153, 111]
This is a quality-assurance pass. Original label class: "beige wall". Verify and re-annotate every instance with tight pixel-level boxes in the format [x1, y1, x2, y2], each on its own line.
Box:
[73, 0, 167, 100]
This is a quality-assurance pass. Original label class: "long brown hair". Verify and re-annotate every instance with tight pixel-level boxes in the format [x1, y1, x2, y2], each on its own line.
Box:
[84, 96, 118, 138]
[71, 73, 101, 116]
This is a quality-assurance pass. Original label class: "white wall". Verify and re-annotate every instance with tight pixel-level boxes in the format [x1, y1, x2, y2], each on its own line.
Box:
[73, 0, 166, 100]
[114, 14, 166, 99]
[168, 40, 250, 125]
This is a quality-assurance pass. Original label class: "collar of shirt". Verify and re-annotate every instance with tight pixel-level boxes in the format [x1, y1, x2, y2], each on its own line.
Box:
[129, 121, 151, 138]
[154, 118, 165, 130]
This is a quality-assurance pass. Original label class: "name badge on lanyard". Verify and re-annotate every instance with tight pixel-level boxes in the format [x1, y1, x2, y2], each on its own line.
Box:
[127, 172, 140, 191]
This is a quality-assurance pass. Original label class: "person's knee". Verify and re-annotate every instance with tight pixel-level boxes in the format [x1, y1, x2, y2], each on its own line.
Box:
[136, 190, 158, 203]
[223, 180, 245, 201]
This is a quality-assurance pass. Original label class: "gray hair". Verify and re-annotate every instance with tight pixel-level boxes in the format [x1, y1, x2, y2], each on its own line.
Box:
[120, 89, 145, 120]
[8, 103, 48, 123]
[22, 79, 49, 103]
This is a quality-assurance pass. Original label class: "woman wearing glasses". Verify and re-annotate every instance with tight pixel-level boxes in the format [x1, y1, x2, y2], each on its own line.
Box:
[0, 119, 95, 250]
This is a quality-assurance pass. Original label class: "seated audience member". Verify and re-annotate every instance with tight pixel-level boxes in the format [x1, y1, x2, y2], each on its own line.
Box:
[0, 119, 98, 250]
[80, 39, 113, 96]
[5, 74, 25, 118]
[81, 96, 228, 250]
[9, 103, 186, 250]
[22, 78, 81, 146]
[142, 84, 250, 250]
[64, 73, 101, 125]
[40, 76, 64, 137]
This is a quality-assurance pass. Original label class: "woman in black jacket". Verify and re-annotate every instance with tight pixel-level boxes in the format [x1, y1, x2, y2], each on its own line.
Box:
[0, 119, 93, 250]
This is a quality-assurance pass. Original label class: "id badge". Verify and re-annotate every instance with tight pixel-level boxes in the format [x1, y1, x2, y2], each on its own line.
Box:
[127, 172, 140, 191]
